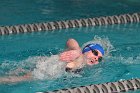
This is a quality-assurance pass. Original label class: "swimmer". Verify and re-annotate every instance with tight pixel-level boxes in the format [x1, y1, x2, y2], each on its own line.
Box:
[60, 38, 104, 72]
[0, 38, 104, 83]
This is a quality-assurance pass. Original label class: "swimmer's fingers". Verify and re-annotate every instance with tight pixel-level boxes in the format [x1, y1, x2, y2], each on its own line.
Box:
[59, 51, 72, 62]
[66, 50, 81, 60]
[59, 50, 81, 62]
[59, 54, 71, 62]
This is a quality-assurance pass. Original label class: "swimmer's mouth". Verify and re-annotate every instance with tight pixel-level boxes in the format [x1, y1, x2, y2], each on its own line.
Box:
[90, 60, 94, 63]
[88, 60, 98, 65]
[65, 67, 82, 73]
[89, 60, 96, 64]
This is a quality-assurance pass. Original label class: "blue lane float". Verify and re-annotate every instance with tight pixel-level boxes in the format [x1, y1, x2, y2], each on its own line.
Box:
[0, 12, 140, 35]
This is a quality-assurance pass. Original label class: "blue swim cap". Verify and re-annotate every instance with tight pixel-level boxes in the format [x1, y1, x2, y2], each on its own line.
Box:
[82, 43, 104, 55]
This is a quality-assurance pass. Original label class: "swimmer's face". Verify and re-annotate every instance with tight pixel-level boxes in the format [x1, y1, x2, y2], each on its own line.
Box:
[84, 50, 103, 65]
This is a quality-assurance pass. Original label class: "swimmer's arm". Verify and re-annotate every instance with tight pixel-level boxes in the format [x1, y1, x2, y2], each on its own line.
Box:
[0, 73, 32, 83]
[66, 39, 80, 50]
[59, 50, 81, 62]
[66, 55, 84, 69]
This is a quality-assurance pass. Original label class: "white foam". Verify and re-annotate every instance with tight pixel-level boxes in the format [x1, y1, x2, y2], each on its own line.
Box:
[120, 55, 140, 65]
[0, 55, 67, 80]
[32, 55, 66, 80]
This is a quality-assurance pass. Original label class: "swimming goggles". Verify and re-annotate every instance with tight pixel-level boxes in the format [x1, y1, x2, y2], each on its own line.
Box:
[82, 43, 104, 55]
[92, 50, 103, 62]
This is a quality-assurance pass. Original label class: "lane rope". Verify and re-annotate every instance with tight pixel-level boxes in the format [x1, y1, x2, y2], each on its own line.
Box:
[39, 78, 140, 93]
[0, 13, 140, 35]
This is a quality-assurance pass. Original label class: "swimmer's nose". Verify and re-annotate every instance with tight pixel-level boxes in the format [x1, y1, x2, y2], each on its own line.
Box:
[92, 57, 98, 62]
[95, 57, 98, 61]
[65, 67, 72, 72]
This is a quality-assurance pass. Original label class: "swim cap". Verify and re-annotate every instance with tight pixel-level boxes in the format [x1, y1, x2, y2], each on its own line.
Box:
[82, 43, 104, 55]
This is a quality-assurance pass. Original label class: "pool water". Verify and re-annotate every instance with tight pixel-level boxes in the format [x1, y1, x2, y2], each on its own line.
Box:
[0, 23, 140, 93]
[0, 0, 140, 93]
[0, 0, 140, 26]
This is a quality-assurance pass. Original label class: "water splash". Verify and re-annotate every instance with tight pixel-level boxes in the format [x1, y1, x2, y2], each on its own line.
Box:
[1, 36, 140, 82]
[0, 55, 67, 80]
[0, 36, 116, 80]
[32, 55, 66, 80]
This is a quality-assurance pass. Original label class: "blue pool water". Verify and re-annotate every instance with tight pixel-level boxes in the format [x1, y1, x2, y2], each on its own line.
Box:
[0, 23, 140, 93]
[0, 0, 140, 25]
[0, 0, 140, 93]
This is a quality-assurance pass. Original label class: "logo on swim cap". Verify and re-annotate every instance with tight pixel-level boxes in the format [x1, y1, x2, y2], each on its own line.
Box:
[82, 43, 104, 55]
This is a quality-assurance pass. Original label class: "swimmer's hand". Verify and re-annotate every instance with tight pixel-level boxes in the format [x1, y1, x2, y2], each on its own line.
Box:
[59, 50, 81, 62]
